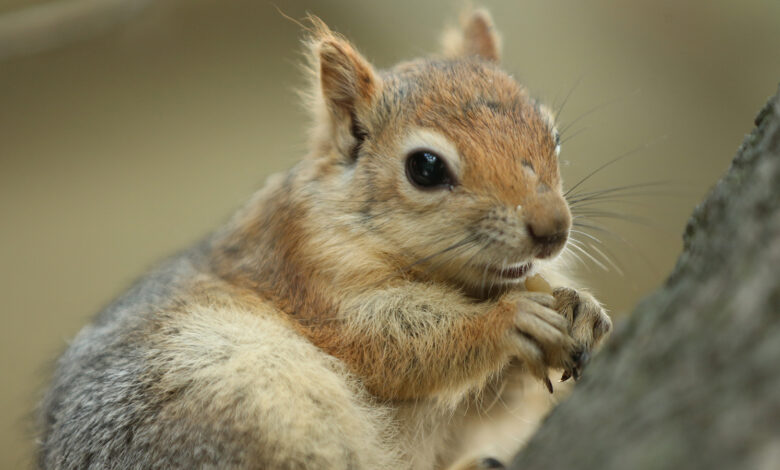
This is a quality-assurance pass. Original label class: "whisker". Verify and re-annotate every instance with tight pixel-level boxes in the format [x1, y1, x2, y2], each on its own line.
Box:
[480, 242, 494, 295]
[573, 221, 660, 274]
[398, 234, 481, 274]
[558, 88, 640, 137]
[569, 231, 626, 274]
[553, 74, 585, 123]
[569, 229, 602, 245]
[571, 210, 652, 227]
[561, 244, 587, 267]
[571, 197, 658, 210]
[417, 238, 483, 279]
[492, 256, 508, 295]
[572, 220, 620, 236]
[567, 238, 608, 271]
[558, 126, 590, 146]
[462, 240, 490, 269]
[563, 136, 667, 198]
[583, 240, 624, 276]
[567, 181, 673, 203]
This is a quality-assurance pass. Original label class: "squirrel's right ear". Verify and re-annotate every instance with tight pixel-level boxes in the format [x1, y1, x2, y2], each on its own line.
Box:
[305, 17, 380, 161]
[441, 8, 501, 63]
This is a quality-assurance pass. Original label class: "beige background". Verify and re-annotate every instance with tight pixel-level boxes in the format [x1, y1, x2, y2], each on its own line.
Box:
[1, 0, 779, 467]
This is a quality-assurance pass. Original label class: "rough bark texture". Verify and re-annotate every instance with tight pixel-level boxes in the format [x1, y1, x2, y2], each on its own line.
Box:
[511, 86, 780, 470]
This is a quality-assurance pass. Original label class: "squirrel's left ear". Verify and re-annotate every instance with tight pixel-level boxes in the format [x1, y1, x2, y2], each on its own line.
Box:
[441, 8, 501, 63]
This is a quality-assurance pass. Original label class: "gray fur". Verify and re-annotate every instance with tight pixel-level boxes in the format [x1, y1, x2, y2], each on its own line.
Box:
[38, 251, 253, 469]
[37, 246, 389, 470]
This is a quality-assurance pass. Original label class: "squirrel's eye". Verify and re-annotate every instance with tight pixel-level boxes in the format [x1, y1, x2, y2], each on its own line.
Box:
[405, 150, 454, 189]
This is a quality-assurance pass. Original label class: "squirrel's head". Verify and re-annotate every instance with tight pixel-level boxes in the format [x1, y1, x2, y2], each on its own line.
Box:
[304, 10, 570, 296]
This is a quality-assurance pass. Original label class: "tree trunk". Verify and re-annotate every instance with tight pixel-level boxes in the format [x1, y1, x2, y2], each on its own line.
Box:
[510, 86, 780, 470]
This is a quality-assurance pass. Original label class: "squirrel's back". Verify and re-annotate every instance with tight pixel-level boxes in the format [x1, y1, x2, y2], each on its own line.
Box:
[38, 246, 401, 469]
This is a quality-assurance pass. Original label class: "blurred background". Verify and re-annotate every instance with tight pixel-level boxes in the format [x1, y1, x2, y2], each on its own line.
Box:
[1, 0, 778, 467]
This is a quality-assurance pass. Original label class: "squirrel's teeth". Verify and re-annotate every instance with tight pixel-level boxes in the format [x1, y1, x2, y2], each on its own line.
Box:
[487, 262, 533, 280]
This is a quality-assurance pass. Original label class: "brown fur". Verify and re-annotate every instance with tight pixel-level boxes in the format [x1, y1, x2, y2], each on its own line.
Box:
[202, 11, 611, 465]
[204, 9, 611, 464]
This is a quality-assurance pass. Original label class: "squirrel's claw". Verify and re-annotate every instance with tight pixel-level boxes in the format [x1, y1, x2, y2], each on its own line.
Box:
[543, 376, 554, 394]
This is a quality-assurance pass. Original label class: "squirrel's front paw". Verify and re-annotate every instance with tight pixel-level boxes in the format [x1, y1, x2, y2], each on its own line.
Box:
[509, 292, 574, 392]
[553, 287, 612, 381]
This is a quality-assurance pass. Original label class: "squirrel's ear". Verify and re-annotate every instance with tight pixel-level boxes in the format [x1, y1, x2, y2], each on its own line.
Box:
[441, 8, 501, 63]
[305, 18, 380, 160]
[318, 38, 379, 117]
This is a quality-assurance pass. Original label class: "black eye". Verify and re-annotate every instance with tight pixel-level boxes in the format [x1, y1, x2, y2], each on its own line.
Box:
[405, 150, 454, 189]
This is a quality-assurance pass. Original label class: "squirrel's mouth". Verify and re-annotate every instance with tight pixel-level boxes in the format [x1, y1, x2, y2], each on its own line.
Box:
[485, 262, 534, 280]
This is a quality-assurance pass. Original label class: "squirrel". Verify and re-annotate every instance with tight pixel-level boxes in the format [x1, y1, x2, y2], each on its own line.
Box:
[37, 9, 612, 470]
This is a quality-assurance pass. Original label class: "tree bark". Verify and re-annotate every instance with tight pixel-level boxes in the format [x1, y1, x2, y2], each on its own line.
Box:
[510, 86, 780, 470]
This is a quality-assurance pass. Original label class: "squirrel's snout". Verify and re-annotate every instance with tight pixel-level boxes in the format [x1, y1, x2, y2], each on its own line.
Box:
[526, 222, 568, 259]
[524, 206, 570, 259]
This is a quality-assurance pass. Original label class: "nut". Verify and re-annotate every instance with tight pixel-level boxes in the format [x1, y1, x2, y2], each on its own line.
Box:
[524, 274, 553, 294]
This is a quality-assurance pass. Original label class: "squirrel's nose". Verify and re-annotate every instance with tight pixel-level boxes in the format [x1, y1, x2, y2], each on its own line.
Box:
[525, 216, 569, 259]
